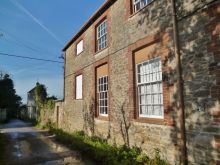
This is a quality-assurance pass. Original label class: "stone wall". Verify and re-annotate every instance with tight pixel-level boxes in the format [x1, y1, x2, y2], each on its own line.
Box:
[54, 100, 64, 128]
[178, 2, 220, 164]
[62, 0, 220, 164]
[36, 101, 64, 128]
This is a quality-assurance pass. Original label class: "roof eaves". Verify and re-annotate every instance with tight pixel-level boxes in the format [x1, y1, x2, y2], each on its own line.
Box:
[62, 0, 116, 51]
[28, 87, 35, 94]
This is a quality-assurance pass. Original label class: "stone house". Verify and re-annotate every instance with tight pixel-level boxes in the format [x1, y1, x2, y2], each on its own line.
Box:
[27, 85, 38, 120]
[59, 0, 220, 164]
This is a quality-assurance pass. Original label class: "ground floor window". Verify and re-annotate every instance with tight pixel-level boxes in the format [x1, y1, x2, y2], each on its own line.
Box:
[136, 57, 163, 118]
[98, 76, 108, 116]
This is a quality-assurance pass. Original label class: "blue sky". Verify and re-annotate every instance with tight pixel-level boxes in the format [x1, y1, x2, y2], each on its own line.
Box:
[0, 0, 105, 103]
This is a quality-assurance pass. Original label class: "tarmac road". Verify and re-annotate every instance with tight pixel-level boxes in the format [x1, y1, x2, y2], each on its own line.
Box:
[0, 119, 94, 165]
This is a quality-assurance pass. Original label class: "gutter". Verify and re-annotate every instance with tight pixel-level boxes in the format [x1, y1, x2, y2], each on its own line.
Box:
[171, 0, 187, 164]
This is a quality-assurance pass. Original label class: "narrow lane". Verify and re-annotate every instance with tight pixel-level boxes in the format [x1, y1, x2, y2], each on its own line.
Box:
[0, 119, 94, 165]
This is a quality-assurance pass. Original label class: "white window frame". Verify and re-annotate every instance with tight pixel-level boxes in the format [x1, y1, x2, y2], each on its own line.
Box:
[133, 0, 153, 13]
[98, 75, 108, 116]
[136, 57, 164, 119]
[97, 19, 107, 51]
[75, 74, 83, 99]
[76, 40, 83, 55]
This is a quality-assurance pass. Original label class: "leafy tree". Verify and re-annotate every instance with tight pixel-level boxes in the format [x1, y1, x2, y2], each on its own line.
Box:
[32, 82, 57, 123]
[34, 82, 47, 108]
[47, 96, 57, 100]
[0, 73, 22, 118]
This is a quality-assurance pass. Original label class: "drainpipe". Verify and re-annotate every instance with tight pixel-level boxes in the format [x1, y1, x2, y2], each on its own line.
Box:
[171, 0, 187, 164]
[63, 52, 66, 101]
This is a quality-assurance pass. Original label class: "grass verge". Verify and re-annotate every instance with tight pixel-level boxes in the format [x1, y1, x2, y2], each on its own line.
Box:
[49, 128, 169, 165]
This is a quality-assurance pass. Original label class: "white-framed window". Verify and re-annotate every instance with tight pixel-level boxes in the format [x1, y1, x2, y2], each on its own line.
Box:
[75, 74, 83, 99]
[133, 0, 153, 12]
[136, 57, 163, 119]
[97, 19, 107, 51]
[76, 40, 83, 55]
[98, 76, 108, 116]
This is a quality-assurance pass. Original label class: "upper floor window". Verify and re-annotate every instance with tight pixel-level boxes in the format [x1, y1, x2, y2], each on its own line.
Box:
[76, 40, 83, 55]
[75, 74, 83, 99]
[97, 19, 107, 51]
[133, 0, 153, 12]
[136, 57, 163, 119]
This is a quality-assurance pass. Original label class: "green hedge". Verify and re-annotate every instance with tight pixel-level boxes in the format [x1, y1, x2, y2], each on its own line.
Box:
[50, 128, 169, 165]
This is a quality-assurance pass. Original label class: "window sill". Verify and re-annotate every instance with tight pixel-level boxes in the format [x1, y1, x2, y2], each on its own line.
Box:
[75, 98, 83, 101]
[134, 117, 165, 125]
[94, 46, 108, 56]
[129, 1, 155, 19]
[95, 115, 109, 121]
[76, 50, 84, 56]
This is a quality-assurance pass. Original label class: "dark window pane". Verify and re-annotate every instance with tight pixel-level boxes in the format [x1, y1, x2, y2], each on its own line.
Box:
[136, 3, 141, 11]
[104, 107, 108, 114]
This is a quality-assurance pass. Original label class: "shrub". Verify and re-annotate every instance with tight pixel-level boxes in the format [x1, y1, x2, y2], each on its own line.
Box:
[49, 128, 170, 165]
[146, 149, 168, 165]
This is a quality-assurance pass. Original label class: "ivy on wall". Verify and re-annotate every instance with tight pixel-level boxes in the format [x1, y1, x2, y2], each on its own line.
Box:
[33, 82, 56, 124]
